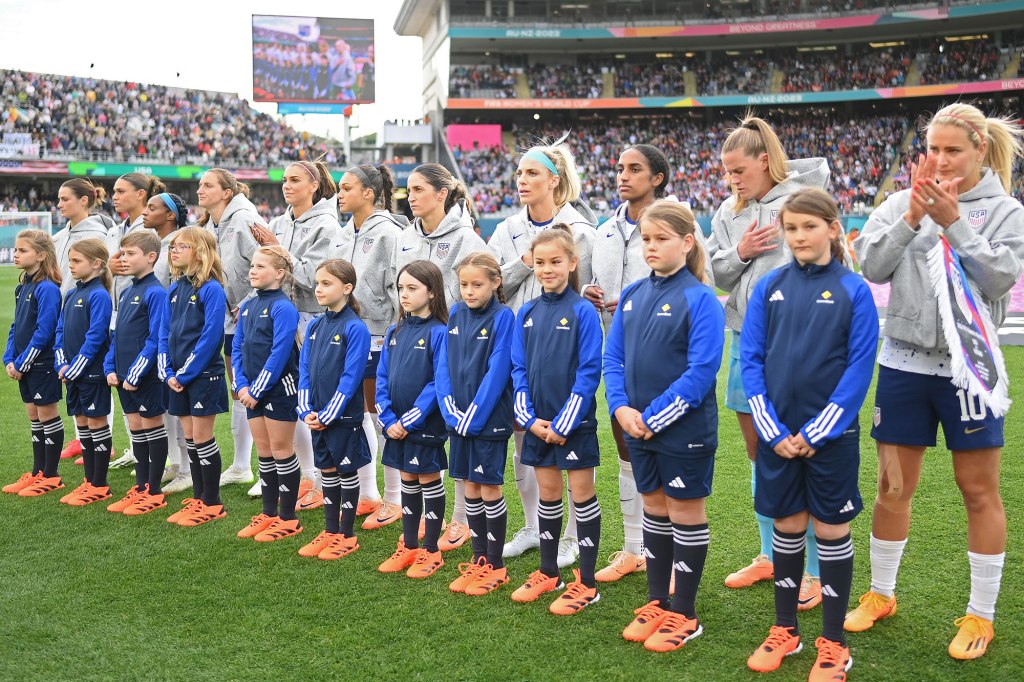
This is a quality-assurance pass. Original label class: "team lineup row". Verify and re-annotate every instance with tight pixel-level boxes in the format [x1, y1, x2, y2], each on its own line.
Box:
[3, 101, 1023, 681]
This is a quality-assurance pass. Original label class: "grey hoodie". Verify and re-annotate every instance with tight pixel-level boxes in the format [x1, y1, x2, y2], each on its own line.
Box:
[397, 200, 488, 306]
[154, 229, 180, 288]
[707, 157, 831, 332]
[331, 210, 406, 336]
[108, 215, 157, 313]
[53, 215, 111, 295]
[489, 202, 596, 312]
[270, 198, 340, 313]
[205, 193, 263, 332]
[585, 200, 715, 327]
[855, 168, 1024, 349]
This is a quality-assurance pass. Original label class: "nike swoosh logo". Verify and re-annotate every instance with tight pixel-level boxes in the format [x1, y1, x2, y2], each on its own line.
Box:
[401, 246, 413, 252]
[964, 426, 987, 434]
[511, 233, 522, 240]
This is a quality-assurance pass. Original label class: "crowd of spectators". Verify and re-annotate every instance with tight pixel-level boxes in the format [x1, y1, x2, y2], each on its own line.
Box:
[917, 39, 1007, 85]
[528, 64, 605, 99]
[0, 69, 343, 167]
[780, 46, 911, 92]
[453, 111, 908, 217]
[450, 66, 518, 98]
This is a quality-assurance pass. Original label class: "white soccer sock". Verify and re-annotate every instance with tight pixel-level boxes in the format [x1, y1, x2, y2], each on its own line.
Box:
[74, 422, 81, 441]
[513, 430, 538, 530]
[383, 465, 401, 505]
[162, 414, 180, 467]
[564, 478, 578, 540]
[619, 457, 643, 555]
[357, 412, 380, 500]
[967, 551, 1004, 621]
[452, 478, 468, 524]
[122, 413, 132, 456]
[230, 400, 253, 472]
[293, 420, 317, 483]
[869, 533, 907, 598]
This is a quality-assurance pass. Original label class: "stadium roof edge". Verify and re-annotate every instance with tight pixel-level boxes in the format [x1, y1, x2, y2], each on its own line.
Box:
[395, 0, 443, 37]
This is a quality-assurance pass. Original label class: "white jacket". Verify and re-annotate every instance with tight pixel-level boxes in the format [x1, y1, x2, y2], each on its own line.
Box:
[331, 210, 406, 336]
[270, 198, 340, 314]
[52, 215, 110, 295]
[397, 200, 488, 306]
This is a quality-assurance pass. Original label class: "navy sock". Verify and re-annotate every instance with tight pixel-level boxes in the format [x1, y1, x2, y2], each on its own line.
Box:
[401, 479, 423, 550]
[90, 425, 112, 487]
[772, 528, 807, 630]
[41, 417, 64, 478]
[466, 496, 486, 561]
[339, 472, 360, 537]
[643, 512, 673, 605]
[185, 438, 202, 499]
[130, 429, 150, 490]
[574, 495, 601, 588]
[538, 498, 563, 579]
[258, 457, 279, 517]
[146, 426, 168, 494]
[484, 497, 508, 569]
[422, 479, 445, 553]
[322, 471, 341, 534]
[670, 523, 710, 618]
[79, 427, 94, 484]
[30, 420, 44, 475]
[275, 454, 300, 521]
[818, 534, 855, 645]
[196, 438, 221, 506]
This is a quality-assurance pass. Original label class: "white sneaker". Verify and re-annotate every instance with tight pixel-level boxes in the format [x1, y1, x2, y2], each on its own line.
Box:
[220, 467, 254, 486]
[557, 536, 580, 568]
[503, 526, 540, 558]
[161, 463, 180, 484]
[162, 473, 192, 494]
[110, 448, 137, 469]
[247, 479, 262, 497]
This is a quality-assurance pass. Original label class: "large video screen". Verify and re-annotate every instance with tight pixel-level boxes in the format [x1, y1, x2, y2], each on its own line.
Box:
[252, 15, 375, 104]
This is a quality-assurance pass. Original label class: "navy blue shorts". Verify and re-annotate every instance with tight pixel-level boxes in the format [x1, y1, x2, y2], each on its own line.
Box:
[449, 434, 508, 485]
[312, 424, 371, 473]
[66, 380, 111, 418]
[363, 349, 381, 380]
[382, 438, 447, 474]
[167, 373, 229, 417]
[244, 376, 298, 422]
[754, 431, 862, 525]
[871, 366, 1004, 450]
[18, 364, 61, 406]
[521, 429, 600, 470]
[116, 377, 167, 417]
[626, 437, 714, 500]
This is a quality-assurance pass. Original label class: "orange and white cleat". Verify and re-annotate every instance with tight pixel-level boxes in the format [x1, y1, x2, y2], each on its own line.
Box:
[450, 557, 488, 594]
[178, 503, 227, 527]
[379, 544, 419, 573]
[67, 484, 111, 507]
[747, 625, 802, 672]
[107, 486, 148, 513]
[60, 481, 91, 504]
[438, 520, 470, 552]
[549, 569, 600, 616]
[595, 550, 646, 583]
[362, 501, 401, 530]
[295, 479, 323, 511]
[511, 570, 564, 603]
[356, 497, 382, 516]
[948, 614, 994, 660]
[298, 530, 337, 557]
[724, 554, 774, 589]
[798, 573, 822, 612]
[18, 475, 64, 497]
[167, 498, 204, 524]
[643, 612, 703, 653]
[808, 637, 852, 682]
[844, 591, 897, 632]
[237, 513, 278, 539]
[623, 601, 670, 642]
[464, 564, 508, 596]
[254, 518, 303, 542]
[3, 472, 41, 494]
[406, 549, 445, 579]
[123, 493, 167, 516]
[60, 439, 82, 460]
[318, 534, 359, 561]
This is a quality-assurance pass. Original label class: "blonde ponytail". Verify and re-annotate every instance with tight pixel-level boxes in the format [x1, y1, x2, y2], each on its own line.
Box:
[721, 113, 790, 212]
[928, 103, 1024, 194]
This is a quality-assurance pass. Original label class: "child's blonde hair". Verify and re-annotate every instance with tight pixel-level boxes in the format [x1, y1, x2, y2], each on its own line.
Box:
[530, 223, 579, 292]
[926, 103, 1024, 194]
[15, 229, 61, 286]
[721, 114, 790, 212]
[254, 245, 296, 298]
[639, 200, 708, 283]
[170, 227, 225, 288]
[68, 238, 113, 292]
[456, 252, 506, 304]
[778, 188, 846, 266]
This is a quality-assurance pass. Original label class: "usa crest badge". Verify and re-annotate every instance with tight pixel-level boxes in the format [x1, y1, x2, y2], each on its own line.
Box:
[362, 238, 374, 253]
[968, 210, 987, 229]
[437, 242, 450, 258]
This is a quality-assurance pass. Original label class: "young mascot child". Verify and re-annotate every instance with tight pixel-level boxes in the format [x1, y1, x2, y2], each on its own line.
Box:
[296, 260, 372, 561]
[104, 231, 171, 515]
[511, 224, 604, 615]
[742, 188, 878, 681]
[375, 260, 451, 578]
[3, 230, 65, 497]
[437, 252, 516, 597]
[234, 246, 303, 542]
[604, 200, 725, 652]
[159, 228, 230, 526]
[55, 239, 114, 506]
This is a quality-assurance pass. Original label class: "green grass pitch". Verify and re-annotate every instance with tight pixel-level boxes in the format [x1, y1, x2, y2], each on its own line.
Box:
[0, 266, 1019, 681]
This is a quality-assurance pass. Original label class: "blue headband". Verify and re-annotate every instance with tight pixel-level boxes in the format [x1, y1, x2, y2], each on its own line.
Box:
[158, 193, 180, 221]
[522, 149, 558, 175]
